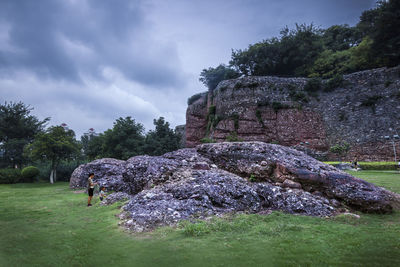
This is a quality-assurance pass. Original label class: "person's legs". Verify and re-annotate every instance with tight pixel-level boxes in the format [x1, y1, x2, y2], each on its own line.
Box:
[88, 188, 94, 206]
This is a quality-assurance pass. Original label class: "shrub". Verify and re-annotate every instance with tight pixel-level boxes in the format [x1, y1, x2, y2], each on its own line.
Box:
[187, 93, 205, 105]
[0, 168, 22, 184]
[384, 80, 393, 88]
[271, 101, 290, 112]
[358, 162, 397, 170]
[330, 142, 350, 162]
[361, 95, 382, 107]
[208, 105, 216, 116]
[304, 78, 322, 92]
[324, 74, 344, 92]
[360, 95, 383, 113]
[289, 90, 309, 102]
[338, 111, 347, 121]
[234, 82, 243, 90]
[56, 161, 80, 181]
[255, 109, 264, 126]
[21, 166, 40, 182]
[230, 114, 239, 130]
[249, 174, 257, 182]
[226, 132, 242, 142]
[200, 138, 216, 143]
[206, 105, 218, 135]
[325, 161, 397, 170]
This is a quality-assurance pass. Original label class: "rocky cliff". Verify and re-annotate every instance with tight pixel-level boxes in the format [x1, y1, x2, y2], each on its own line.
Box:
[70, 142, 400, 232]
[186, 66, 400, 161]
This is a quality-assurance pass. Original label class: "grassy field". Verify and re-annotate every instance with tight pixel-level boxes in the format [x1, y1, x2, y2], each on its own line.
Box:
[1, 171, 400, 267]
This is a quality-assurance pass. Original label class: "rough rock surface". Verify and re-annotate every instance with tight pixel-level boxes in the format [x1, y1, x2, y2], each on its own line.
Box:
[185, 66, 400, 161]
[100, 192, 131, 206]
[198, 142, 398, 213]
[69, 158, 127, 191]
[70, 142, 400, 232]
[120, 169, 334, 232]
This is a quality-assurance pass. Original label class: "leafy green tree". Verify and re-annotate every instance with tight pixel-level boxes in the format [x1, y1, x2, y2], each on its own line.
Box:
[84, 134, 105, 160]
[25, 126, 81, 183]
[347, 37, 376, 70]
[357, 0, 400, 67]
[230, 38, 282, 76]
[81, 129, 103, 160]
[309, 49, 352, 78]
[322, 25, 361, 52]
[279, 24, 324, 76]
[0, 102, 49, 168]
[330, 142, 350, 162]
[199, 64, 240, 91]
[230, 24, 323, 77]
[144, 117, 181, 156]
[101, 117, 145, 160]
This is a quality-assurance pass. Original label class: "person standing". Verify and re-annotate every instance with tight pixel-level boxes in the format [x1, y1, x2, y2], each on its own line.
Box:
[87, 173, 96, 206]
[99, 186, 106, 201]
[353, 156, 358, 170]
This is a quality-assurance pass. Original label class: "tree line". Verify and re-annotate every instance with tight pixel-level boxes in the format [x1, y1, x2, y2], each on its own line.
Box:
[0, 101, 182, 183]
[199, 0, 400, 91]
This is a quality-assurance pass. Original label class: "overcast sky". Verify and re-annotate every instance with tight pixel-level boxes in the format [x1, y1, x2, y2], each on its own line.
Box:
[0, 0, 376, 137]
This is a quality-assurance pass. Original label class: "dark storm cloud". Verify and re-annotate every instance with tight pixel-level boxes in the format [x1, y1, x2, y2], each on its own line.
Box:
[0, 0, 376, 137]
[0, 0, 186, 87]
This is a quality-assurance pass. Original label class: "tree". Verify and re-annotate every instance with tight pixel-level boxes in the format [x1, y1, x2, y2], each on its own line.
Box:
[25, 126, 80, 183]
[279, 23, 324, 76]
[230, 38, 282, 76]
[357, 0, 400, 67]
[101, 117, 145, 160]
[144, 117, 181, 156]
[0, 102, 49, 168]
[309, 49, 352, 78]
[199, 64, 240, 91]
[229, 24, 323, 77]
[322, 24, 361, 52]
[85, 134, 106, 160]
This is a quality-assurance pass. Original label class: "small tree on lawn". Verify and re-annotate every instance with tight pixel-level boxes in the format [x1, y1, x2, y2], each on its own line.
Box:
[25, 126, 81, 183]
[330, 142, 350, 162]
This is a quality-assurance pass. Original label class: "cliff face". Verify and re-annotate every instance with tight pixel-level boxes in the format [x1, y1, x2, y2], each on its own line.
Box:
[185, 66, 400, 161]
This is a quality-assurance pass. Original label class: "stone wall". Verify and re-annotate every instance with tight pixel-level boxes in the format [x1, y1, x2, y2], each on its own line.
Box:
[185, 92, 208, 148]
[185, 66, 400, 161]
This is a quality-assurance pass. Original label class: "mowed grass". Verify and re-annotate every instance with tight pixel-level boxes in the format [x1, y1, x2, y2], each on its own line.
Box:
[0, 171, 399, 267]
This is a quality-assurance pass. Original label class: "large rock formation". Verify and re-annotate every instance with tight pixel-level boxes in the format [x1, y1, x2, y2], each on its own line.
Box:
[70, 142, 400, 232]
[185, 66, 400, 161]
[69, 158, 127, 192]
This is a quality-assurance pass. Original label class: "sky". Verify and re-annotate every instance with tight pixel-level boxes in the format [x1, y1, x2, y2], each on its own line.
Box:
[0, 0, 376, 137]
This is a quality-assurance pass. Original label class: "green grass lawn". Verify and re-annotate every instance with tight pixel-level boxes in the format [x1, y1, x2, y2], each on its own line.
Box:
[1, 171, 400, 267]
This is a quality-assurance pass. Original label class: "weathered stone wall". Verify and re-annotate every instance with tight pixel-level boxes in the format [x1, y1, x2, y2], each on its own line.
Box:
[185, 66, 400, 161]
[186, 93, 208, 148]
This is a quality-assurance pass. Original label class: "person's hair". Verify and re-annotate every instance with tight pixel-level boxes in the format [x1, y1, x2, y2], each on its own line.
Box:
[100, 186, 105, 190]
[88, 173, 94, 177]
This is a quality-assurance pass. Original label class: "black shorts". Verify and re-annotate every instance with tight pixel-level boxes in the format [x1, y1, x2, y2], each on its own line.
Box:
[88, 188, 94, 196]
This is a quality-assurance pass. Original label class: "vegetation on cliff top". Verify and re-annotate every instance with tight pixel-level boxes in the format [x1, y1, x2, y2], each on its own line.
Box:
[199, 0, 400, 92]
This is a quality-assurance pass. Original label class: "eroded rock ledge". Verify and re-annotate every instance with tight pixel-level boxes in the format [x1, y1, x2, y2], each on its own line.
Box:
[70, 142, 400, 232]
